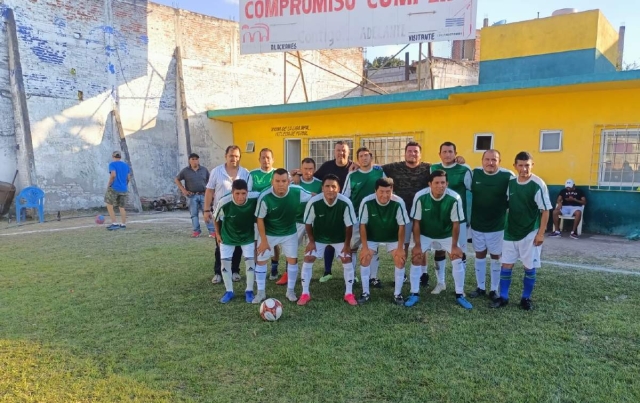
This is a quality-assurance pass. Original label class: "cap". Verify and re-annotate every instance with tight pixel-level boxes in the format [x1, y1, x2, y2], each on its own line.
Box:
[112, 151, 121, 158]
[189, 153, 200, 159]
[565, 179, 575, 188]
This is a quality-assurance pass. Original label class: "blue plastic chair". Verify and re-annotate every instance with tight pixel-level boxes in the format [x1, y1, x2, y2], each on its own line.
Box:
[16, 186, 45, 223]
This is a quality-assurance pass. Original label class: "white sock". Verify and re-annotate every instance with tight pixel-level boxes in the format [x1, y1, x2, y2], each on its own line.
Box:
[245, 259, 255, 292]
[287, 263, 299, 290]
[421, 265, 427, 275]
[255, 264, 267, 291]
[490, 259, 501, 292]
[302, 262, 313, 294]
[221, 260, 233, 292]
[361, 265, 371, 294]
[343, 262, 354, 295]
[452, 258, 465, 294]
[436, 258, 446, 284]
[370, 255, 379, 279]
[410, 265, 421, 294]
[394, 267, 405, 296]
[475, 258, 486, 290]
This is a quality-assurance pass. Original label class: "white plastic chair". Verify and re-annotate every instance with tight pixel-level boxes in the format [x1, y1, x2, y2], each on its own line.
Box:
[558, 212, 584, 235]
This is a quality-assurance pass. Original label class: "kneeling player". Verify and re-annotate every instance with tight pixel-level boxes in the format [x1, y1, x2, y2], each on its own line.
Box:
[409, 170, 472, 309]
[301, 174, 358, 305]
[213, 179, 260, 303]
[358, 178, 410, 305]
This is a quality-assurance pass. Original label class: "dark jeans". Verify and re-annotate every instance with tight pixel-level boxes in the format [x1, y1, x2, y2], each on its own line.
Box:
[324, 245, 335, 275]
[214, 240, 241, 275]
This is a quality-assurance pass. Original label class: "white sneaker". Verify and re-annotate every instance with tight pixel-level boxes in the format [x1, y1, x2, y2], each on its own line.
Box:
[268, 274, 279, 281]
[232, 273, 241, 282]
[286, 288, 298, 302]
[431, 283, 446, 294]
[211, 274, 222, 284]
[252, 290, 266, 304]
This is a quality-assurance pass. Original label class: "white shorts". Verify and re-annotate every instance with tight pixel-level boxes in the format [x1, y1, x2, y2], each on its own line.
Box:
[366, 240, 399, 253]
[432, 223, 466, 251]
[471, 229, 504, 256]
[305, 242, 349, 259]
[561, 206, 583, 216]
[220, 243, 254, 260]
[418, 235, 453, 254]
[351, 224, 361, 249]
[297, 223, 306, 244]
[501, 230, 542, 269]
[257, 234, 298, 261]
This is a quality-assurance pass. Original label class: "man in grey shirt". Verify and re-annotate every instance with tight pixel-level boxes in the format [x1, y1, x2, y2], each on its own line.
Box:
[175, 153, 215, 237]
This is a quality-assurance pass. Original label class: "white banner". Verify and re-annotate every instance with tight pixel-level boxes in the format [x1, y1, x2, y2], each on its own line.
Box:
[239, 0, 477, 54]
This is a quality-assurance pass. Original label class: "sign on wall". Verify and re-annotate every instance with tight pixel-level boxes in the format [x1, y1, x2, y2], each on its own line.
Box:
[239, 0, 477, 54]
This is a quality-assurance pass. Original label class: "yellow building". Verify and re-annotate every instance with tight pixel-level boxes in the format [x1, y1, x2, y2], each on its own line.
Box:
[208, 10, 640, 235]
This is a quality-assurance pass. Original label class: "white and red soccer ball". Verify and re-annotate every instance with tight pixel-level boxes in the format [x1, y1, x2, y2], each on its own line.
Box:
[259, 298, 283, 321]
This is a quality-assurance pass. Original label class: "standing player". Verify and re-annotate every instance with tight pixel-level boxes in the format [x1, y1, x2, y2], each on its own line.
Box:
[430, 142, 472, 295]
[254, 168, 312, 304]
[343, 147, 385, 286]
[468, 150, 515, 301]
[213, 179, 260, 304]
[104, 151, 131, 230]
[357, 178, 410, 305]
[491, 151, 551, 311]
[409, 170, 472, 309]
[301, 174, 358, 306]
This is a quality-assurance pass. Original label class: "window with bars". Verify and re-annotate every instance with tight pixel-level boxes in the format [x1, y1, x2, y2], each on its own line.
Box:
[598, 129, 640, 188]
[307, 138, 354, 167]
[360, 135, 416, 164]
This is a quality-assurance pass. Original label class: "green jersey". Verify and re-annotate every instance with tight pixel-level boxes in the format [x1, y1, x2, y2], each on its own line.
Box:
[359, 194, 410, 243]
[214, 192, 260, 246]
[256, 185, 312, 237]
[297, 178, 323, 223]
[430, 163, 472, 223]
[343, 168, 386, 217]
[411, 188, 464, 240]
[303, 193, 357, 244]
[504, 174, 552, 241]
[470, 168, 516, 233]
[248, 168, 275, 192]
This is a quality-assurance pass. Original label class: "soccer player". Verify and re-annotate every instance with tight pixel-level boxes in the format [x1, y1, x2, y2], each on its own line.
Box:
[468, 149, 515, 301]
[247, 148, 282, 280]
[213, 179, 260, 304]
[430, 142, 472, 295]
[491, 151, 552, 311]
[357, 178, 410, 305]
[409, 170, 472, 309]
[343, 147, 385, 286]
[254, 168, 312, 304]
[301, 174, 358, 306]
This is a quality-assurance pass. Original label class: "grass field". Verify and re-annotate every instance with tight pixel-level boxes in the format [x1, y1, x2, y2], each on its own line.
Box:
[1, 218, 639, 402]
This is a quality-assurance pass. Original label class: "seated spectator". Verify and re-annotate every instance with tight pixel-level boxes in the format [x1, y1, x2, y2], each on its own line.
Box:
[549, 179, 586, 239]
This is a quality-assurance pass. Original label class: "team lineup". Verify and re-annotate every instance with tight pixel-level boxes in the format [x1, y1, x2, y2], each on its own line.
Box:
[196, 141, 551, 311]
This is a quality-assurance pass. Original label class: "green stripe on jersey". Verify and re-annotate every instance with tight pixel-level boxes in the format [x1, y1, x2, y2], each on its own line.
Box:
[431, 163, 471, 223]
[470, 168, 515, 233]
[215, 192, 260, 246]
[504, 174, 552, 241]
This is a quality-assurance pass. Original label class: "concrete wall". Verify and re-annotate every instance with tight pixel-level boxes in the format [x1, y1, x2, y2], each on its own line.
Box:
[0, 0, 362, 211]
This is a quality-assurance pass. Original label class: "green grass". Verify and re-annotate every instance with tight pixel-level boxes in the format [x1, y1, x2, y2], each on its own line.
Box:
[1, 221, 639, 402]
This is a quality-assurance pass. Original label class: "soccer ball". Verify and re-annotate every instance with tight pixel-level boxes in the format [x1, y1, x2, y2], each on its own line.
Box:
[259, 298, 283, 321]
[95, 215, 105, 224]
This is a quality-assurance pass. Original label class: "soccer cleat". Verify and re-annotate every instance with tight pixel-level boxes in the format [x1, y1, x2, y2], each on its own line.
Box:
[490, 297, 509, 309]
[469, 288, 486, 298]
[275, 272, 288, 285]
[252, 290, 266, 304]
[192, 231, 201, 238]
[232, 273, 241, 282]
[119, 224, 126, 229]
[245, 290, 254, 303]
[343, 294, 358, 306]
[211, 274, 222, 284]
[420, 273, 430, 287]
[456, 295, 473, 310]
[404, 293, 420, 307]
[358, 292, 371, 304]
[394, 294, 405, 306]
[548, 231, 561, 237]
[520, 297, 534, 311]
[431, 283, 446, 294]
[297, 293, 311, 306]
[208, 233, 216, 238]
[107, 224, 120, 231]
[268, 273, 279, 281]
[220, 291, 235, 303]
[370, 278, 382, 288]
[286, 288, 298, 302]
[570, 231, 579, 240]
[488, 291, 499, 301]
[319, 273, 333, 283]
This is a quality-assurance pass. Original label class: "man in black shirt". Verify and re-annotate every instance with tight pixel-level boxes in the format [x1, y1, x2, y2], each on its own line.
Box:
[550, 179, 586, 239]
[175, 153, 215, 237]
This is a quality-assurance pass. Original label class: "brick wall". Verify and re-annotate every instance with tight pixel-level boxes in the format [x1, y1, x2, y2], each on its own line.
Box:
[0, 0, 363, 211]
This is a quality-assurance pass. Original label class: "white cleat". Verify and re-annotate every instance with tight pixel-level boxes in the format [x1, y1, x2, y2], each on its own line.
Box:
[252, 290, 266, 304]
[286, 288, 298, 302]
[431, 283, 447, 295]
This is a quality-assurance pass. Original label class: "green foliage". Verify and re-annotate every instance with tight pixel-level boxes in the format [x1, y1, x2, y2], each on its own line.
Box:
[365, 56, 405, 69]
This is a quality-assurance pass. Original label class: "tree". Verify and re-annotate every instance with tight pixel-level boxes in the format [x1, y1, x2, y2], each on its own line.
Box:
[365, 56, 405, 69]
[622, 61, 639, 71]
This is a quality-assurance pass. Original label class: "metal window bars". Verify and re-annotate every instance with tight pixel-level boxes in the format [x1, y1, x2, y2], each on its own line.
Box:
[590, 124, 640, 192]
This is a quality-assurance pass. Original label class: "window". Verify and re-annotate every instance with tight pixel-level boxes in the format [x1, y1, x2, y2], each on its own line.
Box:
[307, 138, 354, 167]
[360, 135, 415, 165]
[598, 129, 640, 187]
[474, 133, 493, 152]
[540, 130, 563, 152]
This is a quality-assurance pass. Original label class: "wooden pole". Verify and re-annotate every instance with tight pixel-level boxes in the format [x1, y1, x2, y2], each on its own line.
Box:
[296, 51, 309, 102]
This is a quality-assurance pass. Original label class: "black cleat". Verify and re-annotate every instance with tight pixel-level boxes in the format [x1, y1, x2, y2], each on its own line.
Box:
[370, 278, 382, 288]
[358, 292, 371, 304]
[394, 294, 405, 306]
[469, 287, 486, 298]
[520, 298, 534, 311]
[490, 297, 509, 309]
[488, 291, 499, 301]
[420, 273, 430, 287]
